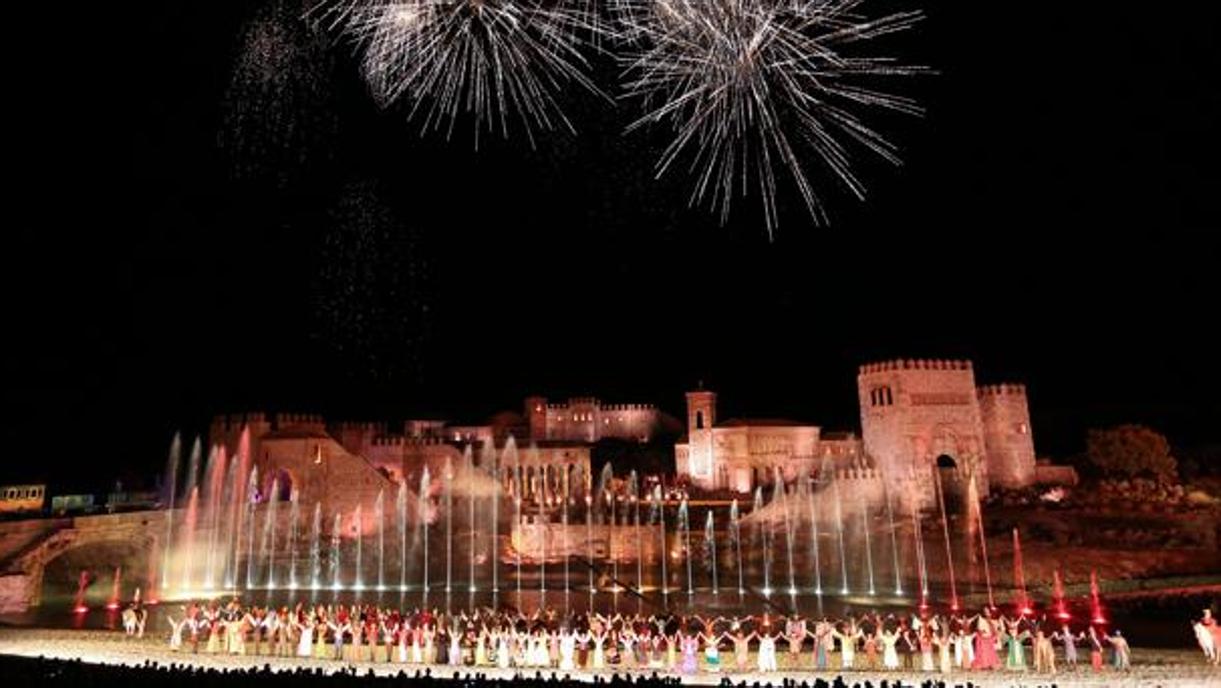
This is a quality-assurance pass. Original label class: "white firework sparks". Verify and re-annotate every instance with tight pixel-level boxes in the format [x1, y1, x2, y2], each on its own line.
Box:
[319, 0, 608, 146]
[614, 0, 926, 234]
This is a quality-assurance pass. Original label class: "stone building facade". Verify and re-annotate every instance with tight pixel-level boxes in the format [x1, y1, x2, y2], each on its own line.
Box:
[524, 396, 678, 443]
[676, 359, 1052, 504]
[208, 410, 593, 529]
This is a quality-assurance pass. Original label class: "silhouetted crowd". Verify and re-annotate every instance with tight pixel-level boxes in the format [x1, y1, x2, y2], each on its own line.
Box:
[0, 654, 1067, 688]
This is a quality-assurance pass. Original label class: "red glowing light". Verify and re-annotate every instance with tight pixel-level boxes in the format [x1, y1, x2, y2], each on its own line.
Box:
[1057, 611, 1071, 620]
[1092, 616, 1106, 625]
[105, 602, 119, 610]
[1021, 607, 1033, 616]
[73, 606, 89, 614]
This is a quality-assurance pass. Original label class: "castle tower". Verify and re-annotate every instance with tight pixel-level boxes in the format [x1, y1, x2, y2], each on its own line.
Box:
[977, 384, 1037, 489]
[858, 360, 990, 497]
[686, 388, 716, 432]
[684, 388, 717, 488]
[525, 396, 548, 440]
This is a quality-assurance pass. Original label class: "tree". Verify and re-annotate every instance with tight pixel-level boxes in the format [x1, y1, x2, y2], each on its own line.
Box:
[1085, 425, 1178, 482]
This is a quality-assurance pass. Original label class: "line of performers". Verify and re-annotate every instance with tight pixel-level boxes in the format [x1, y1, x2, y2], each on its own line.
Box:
[165, 602, 1133, 676]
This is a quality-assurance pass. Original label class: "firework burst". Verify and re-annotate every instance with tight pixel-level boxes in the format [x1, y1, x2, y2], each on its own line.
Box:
[319, 0, 608, 146]
[615, 0, 926, 234]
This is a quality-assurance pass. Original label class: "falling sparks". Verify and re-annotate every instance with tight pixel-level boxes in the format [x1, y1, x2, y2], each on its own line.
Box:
[221, 0, 339, 186]
[319, 0, 609, 146]
[614, 0, 926, 235]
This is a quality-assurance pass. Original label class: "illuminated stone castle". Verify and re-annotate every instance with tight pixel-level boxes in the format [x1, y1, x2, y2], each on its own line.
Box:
[676, 359, 1063, 502]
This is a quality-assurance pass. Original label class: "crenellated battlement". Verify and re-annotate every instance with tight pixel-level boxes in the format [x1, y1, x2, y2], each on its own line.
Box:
[370, 435, 448, 447]
[977, 383, 1027, 397]
[858, 359, 974, 376]
[602, 403, 656, 411]
[331, 420, 388, 433]
[274, 412, 325, 427]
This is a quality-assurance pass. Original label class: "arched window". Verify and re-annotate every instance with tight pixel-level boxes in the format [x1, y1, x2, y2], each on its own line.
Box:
[936, 454, 957, 469]
[696, 411, 705, 429]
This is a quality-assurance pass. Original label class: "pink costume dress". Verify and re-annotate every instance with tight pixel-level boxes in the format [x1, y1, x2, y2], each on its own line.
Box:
[680, 635, 699, 674]
[972, 620, 1001, 670]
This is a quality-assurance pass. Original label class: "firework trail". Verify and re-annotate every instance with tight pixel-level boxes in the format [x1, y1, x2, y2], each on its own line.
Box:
[221, 0, 339, 186]
[317, 0, 609, 147]
[614, 0, 926, 235]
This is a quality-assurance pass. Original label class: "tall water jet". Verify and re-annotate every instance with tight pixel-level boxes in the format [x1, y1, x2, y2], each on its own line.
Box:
[513, 444, 522, 599]
[607, 490, 617, 592]
[73, 570, 90, 613]
[183, 438, 202, 507]
[933, 467, 958, 610]
[330, 511, 342, 590]
[397, 482, 407, 591]
[353, 504, 364, 590]
[562, 466, 571, 608]
[753, 487, 769, 595]
[860, 494, 876, 595]
[540, 478, 547, 603]
[375, 488, 385, 590]
[654, 485, 668, 602]
[180, 487, 199, 590]
[464, 445, 476, 594]
[222, 446, 244, 589]
[731, 499, 744, 598]
[633, 500, 643, 612]
[444, 454, 453, 593]
[107, 566, 122, 610]
[883, 484, 902, 596]
[419, 467, 431, 593]
[969, 471, 994, 607]
[1052, 568, 1067, 620]
[226, 427, 251, 589]
[679, 497, 692, 595]
[586, 481, 594, 606]
[160, 433, 181, 590]
[178, 438, 202, 590]
[1089, 570, 1105, 624]
[832, 475, 849, 595]
[910, 498, 929, 606]
[310, 502, 322, 589]
[261, 478, 280, 588]
[773, 470, 796, 596]
[629, 472, 642, 602]
[807, 480, 823, 595]
[243, 467, 258, 590]
[1012, 527, 1029, 614]
[200, 446, 220, 590]
[704, 510, 718, 595]
[491, 440, 501, 594]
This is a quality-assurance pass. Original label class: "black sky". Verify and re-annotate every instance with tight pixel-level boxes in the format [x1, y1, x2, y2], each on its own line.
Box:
[5, 1, 1219, 491]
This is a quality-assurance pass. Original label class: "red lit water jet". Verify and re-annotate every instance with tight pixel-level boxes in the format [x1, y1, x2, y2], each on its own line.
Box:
[179, 487, 199, 589]
[105, 566, 121, 610]
[1090, 569, 1106, 625]
[72, 570, 90, 614]
[1012, 528, 1031, 615]
[1052, 568, 1069, 620]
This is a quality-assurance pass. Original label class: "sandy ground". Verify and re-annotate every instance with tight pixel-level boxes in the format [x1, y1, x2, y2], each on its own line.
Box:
[0, 628, 1218, 687]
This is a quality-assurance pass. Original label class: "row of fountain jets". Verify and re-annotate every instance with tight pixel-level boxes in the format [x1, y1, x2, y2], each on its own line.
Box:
[158, 430, 1014, 611]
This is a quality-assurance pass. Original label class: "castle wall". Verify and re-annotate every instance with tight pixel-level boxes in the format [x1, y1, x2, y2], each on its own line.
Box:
[531, 397, 665, 443]
[255, 435, 393, 533]
[858, 360, 990, 494]
[977, 384, 1038, 489]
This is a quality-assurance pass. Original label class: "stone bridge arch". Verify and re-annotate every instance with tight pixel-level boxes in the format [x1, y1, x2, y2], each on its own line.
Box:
[0, 511, 164, 612]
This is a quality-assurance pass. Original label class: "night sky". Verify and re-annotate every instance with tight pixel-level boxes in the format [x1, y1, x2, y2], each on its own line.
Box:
[6, 1, 1218, 491]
